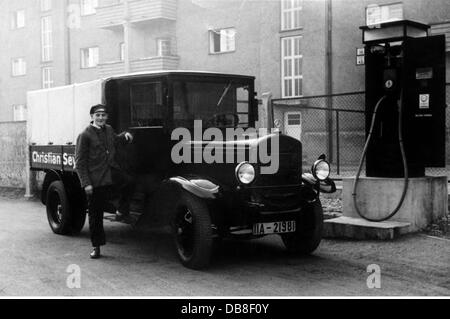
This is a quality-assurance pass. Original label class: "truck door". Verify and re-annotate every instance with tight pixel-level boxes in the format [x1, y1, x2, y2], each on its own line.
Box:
[127, 81, 172, 175]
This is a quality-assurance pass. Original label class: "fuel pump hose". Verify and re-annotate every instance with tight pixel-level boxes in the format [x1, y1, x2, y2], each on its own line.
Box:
[352, 93, 409, 222]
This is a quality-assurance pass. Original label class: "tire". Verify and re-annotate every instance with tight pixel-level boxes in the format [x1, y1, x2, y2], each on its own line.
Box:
[46, 181, 72, 235]
[281, 200, 323, 255]
[172, 191, 213, 270]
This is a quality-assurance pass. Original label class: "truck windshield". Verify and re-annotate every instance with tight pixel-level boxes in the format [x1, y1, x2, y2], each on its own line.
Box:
[173, 80, 251, 129]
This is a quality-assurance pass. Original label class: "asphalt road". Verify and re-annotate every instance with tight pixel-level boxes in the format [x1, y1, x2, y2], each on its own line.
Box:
[0, 196, 449, 297]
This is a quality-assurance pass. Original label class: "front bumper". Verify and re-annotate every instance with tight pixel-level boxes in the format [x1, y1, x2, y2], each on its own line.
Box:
[219, 177, 335, 236]
[217, 184, 312, 233]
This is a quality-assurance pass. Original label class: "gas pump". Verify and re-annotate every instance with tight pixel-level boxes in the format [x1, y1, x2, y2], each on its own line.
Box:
[353, 20, 446, 222]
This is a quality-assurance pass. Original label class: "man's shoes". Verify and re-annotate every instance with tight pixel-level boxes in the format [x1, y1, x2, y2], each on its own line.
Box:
[90, 247, 101, 259]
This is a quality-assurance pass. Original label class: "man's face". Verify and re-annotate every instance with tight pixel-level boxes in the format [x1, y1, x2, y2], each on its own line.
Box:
[91, 112, 108, 127]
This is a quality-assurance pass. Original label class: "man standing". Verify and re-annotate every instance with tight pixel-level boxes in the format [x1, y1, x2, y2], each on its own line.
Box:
[75, 104, 133, 259]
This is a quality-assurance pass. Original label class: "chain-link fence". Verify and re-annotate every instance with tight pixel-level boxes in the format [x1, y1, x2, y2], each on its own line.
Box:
[272, 84, 450, 179]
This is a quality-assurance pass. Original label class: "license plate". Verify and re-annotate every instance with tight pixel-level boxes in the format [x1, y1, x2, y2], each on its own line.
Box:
[253, 220, 296, 235]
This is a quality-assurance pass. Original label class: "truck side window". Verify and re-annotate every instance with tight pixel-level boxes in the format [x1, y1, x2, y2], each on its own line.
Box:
[130, 82, 164, 127]
[236, 87, 249, 127]
[173, 81, 194, 128]
[173, 81, 250, 129]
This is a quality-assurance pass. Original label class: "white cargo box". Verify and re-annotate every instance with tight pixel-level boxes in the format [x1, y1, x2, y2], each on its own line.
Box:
[27, 79, 104, 145]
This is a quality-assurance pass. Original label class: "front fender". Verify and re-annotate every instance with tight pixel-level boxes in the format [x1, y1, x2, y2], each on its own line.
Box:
[136, 176, 221, 228]
[167, 176, 221, 199]
[302, 173, 336, 194]
[41, 170, 63, 205]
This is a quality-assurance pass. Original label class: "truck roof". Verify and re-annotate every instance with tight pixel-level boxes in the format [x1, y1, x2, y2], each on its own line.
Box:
[27, 70, 255, 96]
[104, 70, 256, 82]
[27, 70, 256, 146]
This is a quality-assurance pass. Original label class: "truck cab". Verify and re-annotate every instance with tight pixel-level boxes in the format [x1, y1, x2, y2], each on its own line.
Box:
[29, 71, 336, 269]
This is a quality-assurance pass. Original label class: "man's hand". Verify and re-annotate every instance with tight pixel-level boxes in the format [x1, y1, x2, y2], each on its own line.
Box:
[84, 185, 93, 196]
[124, 132, 134, 143]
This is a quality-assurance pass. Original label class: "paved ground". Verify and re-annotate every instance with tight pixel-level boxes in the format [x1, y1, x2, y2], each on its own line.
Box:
[0, 194, 449, 297]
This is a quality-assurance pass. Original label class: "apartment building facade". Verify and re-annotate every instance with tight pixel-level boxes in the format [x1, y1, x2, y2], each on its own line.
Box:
[0, 0, 448, 123]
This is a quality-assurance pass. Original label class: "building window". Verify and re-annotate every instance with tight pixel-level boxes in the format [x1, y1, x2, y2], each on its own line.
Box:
[281, 0, 302, 31]
[11, 10, 26, 29]
[120, 42, 125, 61]
[281, 36, 302, 98]
[157, 39, 171, 56]
[41, 16, 53, 62]
[81, 47, 99, 68]
[81, 0, 99, 16]
[366, 3, 403, 26]
[209, 28, 236, 54]
[12, 58, 27, 77]
[13, 105, 27, 121]
[41, 0, 52, 12]
[42, 67, 54, 89]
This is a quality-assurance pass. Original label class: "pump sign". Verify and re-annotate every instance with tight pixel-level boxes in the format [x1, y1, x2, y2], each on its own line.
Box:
[30, 145, 76, 171]
[419, 94, 430, 109]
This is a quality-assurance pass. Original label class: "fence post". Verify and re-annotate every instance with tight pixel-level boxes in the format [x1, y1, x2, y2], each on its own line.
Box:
[326, 96, 334, 163]
[325, 0, 333, 163]
[25, 145, 34, 199]
[336, 111, 340, 176]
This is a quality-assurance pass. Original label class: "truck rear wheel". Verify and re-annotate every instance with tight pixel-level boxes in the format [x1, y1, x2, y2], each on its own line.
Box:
[46, 180, 87, 235]
[172, 192, 213, 270]
[281, 200, 323, 255]
[46, 181, 72, 235]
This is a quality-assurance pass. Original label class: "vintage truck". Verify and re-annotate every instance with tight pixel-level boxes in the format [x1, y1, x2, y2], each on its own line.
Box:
[27, 71, 336, 269]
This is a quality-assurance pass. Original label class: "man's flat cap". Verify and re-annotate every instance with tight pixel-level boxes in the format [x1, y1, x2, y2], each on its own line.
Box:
[90, 104, 108, 115]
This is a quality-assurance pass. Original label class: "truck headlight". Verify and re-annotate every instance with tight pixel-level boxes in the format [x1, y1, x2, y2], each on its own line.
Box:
[235, 162, 256, 185]
[312, 159, 330, 181]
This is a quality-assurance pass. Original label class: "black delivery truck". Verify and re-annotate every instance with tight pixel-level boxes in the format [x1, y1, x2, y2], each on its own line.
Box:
[28, 71, 336, 269]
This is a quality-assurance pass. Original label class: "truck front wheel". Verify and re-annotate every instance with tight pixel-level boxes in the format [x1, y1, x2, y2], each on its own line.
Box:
[281, 200, 323, 255]
[172, 192, 213, 270]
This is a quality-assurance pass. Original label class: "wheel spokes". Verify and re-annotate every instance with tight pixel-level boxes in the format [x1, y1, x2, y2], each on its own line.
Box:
[184, 210, 193, 224]
[56, 204, 63, 223]
[176, 208, 194, 256]
[50, 192, 62, 225]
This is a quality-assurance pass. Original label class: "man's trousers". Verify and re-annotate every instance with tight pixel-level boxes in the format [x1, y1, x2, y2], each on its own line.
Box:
[88, 186, 112, 247]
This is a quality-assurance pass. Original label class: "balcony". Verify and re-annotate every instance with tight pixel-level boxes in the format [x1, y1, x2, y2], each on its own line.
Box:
[97, 0, 177, 29]
[98, 56, 180, 78]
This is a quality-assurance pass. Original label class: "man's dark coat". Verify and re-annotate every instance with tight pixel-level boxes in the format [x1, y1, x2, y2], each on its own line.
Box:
[75, 124, 127, 188]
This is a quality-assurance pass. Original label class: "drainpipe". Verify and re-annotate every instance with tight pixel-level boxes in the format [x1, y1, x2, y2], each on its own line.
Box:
[123, 0, 131, 73]
[64, 0, 72, 84]
[325, 0, 333, 162]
